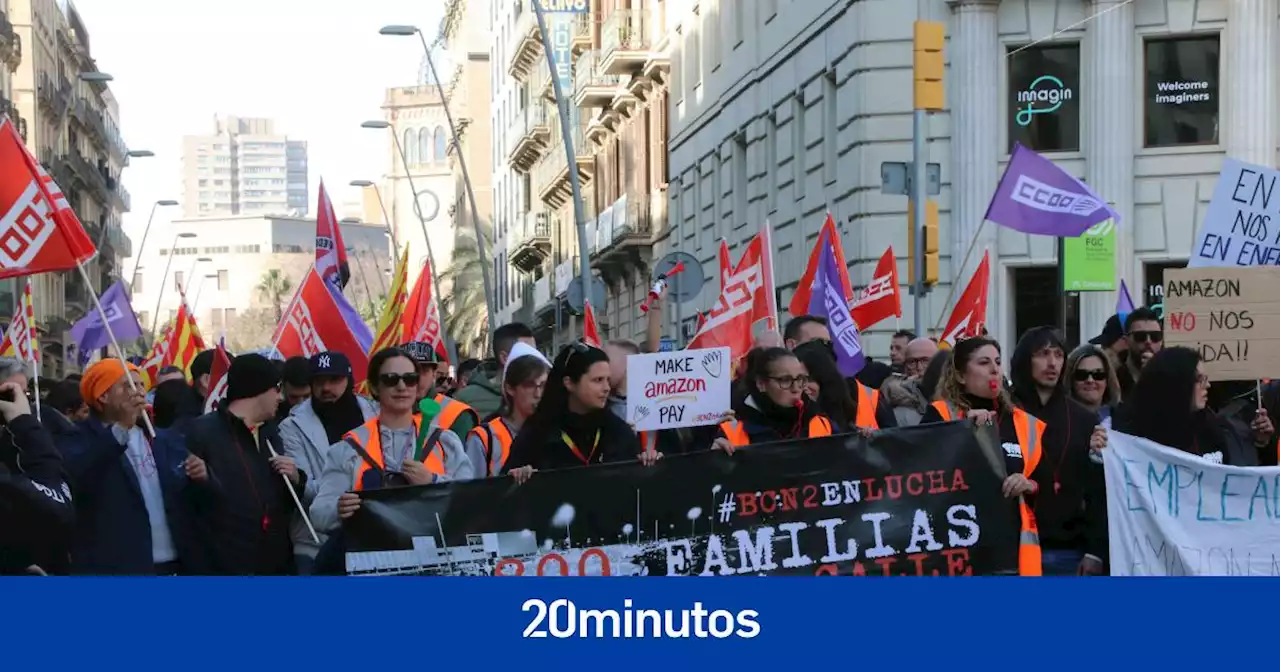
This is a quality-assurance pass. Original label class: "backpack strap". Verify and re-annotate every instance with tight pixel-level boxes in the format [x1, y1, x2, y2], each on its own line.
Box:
[344, 436, 384, 479]
[480, 424, 497, 477]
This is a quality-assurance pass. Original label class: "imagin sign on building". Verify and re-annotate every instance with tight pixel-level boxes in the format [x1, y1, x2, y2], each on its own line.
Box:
[1007, 43, 1080, 153]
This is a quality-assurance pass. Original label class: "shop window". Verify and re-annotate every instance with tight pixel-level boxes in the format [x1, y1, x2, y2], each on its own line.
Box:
[1012, 266, 1080, 349]
[1007, 43, 1080, 153]
[1144, 36, 1220, 148]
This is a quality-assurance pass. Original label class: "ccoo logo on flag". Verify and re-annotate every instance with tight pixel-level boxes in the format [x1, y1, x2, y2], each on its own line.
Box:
[1011, 175, 1102, 216]
[0, 181, 58, 269]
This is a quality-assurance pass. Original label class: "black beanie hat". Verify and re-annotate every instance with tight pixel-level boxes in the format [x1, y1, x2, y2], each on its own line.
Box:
[226, 354, 280, 402]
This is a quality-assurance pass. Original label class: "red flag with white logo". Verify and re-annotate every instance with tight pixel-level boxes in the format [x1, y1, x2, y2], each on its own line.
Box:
[203, 339, 232, 413]
[582, 300, 601, 347]
[850, 247, 903, 329]
[314, 181, 350, 290]
[941, 252, 991, 346]
[401, 257, 449, 363]
[0, 118, 97, 278]
[687, 231, 775, 363]
[272, 268, 372, 386]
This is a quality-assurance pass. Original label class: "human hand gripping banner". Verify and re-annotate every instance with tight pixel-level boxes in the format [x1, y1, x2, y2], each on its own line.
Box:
[343, 422, 1020, 577]
[1104, 429, 1280, 576]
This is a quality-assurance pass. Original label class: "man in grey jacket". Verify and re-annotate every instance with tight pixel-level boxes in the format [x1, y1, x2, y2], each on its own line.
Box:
[278, 352, 376, 573]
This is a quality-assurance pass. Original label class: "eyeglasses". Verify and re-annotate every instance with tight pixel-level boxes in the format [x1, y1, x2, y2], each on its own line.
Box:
[905, 356, 932, 369]
[1196, 374, 1210, 387]
[767, 374, 810, 390]
[1128, 330, 1163, 344]
[378, 372, 421, 388]
[1073, 369, 1107, 382]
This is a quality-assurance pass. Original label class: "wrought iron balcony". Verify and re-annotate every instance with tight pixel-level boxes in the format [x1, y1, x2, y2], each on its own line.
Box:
[600, 9, 651, 75]
[510, 211, 552, 272]
[571, 12, 593, 53]
[71, 97, 111, 148]
[592, 191, 657, 278]
[506, 103, 551, 174]
[69, 150, 109, 199]
[533, 122, 594, 209]
[573, 50, 622, 108]
[506, 0, 542, 81]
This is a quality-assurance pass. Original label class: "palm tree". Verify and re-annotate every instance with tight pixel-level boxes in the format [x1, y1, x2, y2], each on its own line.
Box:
[439, 218, 492, 358]
[256, 269, 294, 322]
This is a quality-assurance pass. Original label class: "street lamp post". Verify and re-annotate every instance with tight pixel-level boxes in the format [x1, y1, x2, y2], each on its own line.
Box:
[129, 199, 178, 283]
[361, 120, 458, 363]
[379, 24, 496, 348]
[185, 256, 213, 292]
[150, 232, 197, 339]
[192, 273, 218, 313]
[350, 180, 399, 253]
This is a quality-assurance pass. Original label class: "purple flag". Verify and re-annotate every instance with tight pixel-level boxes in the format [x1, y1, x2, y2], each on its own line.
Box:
[325, 278, 373, 353]
[808, 245, 866, 377]
[985, 143, 1120, 237]
[69, 281, 144, 365]
[1115, 279, 1135, 323]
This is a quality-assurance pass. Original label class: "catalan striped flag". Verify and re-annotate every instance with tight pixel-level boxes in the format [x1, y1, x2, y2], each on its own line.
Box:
[0, 281, 38, 365]
[370, 245, 409, 354]
[162, 298, 206, 377]
[140, 322, 172, 388]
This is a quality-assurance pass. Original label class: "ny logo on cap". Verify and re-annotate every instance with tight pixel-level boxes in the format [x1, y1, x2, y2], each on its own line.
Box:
[318, 354, 331, 369]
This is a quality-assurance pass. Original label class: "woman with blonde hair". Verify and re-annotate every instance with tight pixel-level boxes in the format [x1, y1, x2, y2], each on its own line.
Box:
[1064, 344, 1121, 425]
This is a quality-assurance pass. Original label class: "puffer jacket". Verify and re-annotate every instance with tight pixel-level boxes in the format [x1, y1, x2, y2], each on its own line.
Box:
[878, 375, 930, 427]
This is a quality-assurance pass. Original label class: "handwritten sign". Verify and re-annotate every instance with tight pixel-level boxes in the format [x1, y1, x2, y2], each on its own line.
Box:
[1105, 430, 1280, 576]
[1162, 266, 1280, 381]
[1189, 158, 1280, 268]
[626, 347, 731, 432]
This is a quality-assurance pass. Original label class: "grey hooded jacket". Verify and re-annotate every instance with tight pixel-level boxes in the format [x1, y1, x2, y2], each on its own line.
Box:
[279, 396, 378, 558]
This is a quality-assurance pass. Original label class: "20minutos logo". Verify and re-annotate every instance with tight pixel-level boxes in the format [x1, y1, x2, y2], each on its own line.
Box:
[522, 599, 761, 639]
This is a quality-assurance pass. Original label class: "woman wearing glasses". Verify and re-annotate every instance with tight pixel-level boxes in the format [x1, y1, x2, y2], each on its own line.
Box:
[466, 349, 551, 478]
[310, 348, 473, 532]
[503, 342, 653, 483]
[1065, 345, 1121, 425]
[714, 347, 833, 451]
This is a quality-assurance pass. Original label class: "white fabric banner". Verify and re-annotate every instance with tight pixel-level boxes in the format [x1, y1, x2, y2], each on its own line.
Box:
[1105, 429, 1280, 576]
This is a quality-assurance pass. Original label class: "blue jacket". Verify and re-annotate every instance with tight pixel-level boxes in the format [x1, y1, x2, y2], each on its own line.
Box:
[57, 417, 210, 575]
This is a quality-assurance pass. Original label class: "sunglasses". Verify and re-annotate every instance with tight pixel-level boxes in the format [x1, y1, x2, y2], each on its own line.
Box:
[1128, 330, 1163, 344]
[1073, 369, 1107, 382]
[378, 372, 421, 388]
[564, 341, 600, 367]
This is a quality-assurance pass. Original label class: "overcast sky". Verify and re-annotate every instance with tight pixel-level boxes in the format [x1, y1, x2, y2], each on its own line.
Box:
[71, 0, 446, 243]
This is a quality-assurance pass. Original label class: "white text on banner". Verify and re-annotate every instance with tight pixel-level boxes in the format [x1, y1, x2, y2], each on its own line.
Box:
[1104, 429, 1280, 576]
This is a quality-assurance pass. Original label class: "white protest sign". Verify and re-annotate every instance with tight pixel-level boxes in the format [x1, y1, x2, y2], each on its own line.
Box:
[1104, 429, 1280, 576]
[1189, 158, 1280, 268]
[626, 346, 731, 432]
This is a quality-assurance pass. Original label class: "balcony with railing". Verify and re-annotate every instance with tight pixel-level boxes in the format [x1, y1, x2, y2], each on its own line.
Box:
[506, 0, 542, 81]
[532, 121, 594, 209]
[71, 97, 110, 148]
[510, 211, 552, 273]
[65, 273, 89, 316]
[573, 50, 622, 109]
[69, 150, 108, 197]
[117, 183, 131, 212]
[592, 191, 658, 278]
[534, 274, 553, 315]
[600, 9, 651, 75]
[506, 103, 551, 174]
[571, 12, 593, 53]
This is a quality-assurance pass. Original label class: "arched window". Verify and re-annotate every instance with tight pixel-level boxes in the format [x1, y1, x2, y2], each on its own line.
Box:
[418, 128, 430, 165]
[403, 128, 417, 165]
[434, 127, 447, 164]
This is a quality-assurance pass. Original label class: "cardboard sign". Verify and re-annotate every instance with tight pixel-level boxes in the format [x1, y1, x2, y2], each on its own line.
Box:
[1189, 159, 1280, 268]
[1162, 266, 1280, 380]
[626, 347, 731, 431]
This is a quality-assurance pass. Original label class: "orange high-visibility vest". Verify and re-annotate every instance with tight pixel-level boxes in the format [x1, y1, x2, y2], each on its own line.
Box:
[433, 393, 477, 432]
[468, 417, 515, 477]
[346, 416, 444, 491]
[929, 400, 1045, 576]
[717, 416, 834, 447]
[855, 382, 881, 429]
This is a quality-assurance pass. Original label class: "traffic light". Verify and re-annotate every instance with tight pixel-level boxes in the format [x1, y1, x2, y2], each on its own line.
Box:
[913, 21, 945, 111]
[908, 199, 940, 288]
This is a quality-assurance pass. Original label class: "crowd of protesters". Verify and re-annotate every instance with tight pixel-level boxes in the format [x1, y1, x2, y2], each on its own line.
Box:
[2, 284, 1275, 576]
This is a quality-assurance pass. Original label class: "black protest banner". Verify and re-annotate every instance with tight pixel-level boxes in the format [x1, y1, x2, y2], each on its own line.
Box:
[343, 422, 1019, 576]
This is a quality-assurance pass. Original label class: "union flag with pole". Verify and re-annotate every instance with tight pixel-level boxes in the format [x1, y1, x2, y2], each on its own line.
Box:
[272, 267, 375, 387]
[401, 255, 448, 363]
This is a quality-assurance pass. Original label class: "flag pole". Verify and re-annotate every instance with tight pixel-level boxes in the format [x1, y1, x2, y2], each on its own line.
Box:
[763, 220, 780, 331]
[76, 261, 156, 438]
[26, 280, 40, 420]
[931, 218, 990, 335]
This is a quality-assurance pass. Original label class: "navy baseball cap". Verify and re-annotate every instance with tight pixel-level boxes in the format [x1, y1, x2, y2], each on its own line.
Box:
[310, 351, 352, 377]
[403, 342, 442, 365]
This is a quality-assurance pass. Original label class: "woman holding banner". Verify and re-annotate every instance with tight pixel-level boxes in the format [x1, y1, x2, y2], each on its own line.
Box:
[714, 347, 834, 452]
[502, 342, 653, 483]
[921, 337, 1044, 575]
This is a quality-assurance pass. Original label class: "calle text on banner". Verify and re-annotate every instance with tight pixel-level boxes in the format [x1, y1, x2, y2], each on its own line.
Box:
[1105, 429, 1280, 576]
[343, 423, 1019, 577]
[1162, 266, 1280, 381]
[626, 346, 731, 431]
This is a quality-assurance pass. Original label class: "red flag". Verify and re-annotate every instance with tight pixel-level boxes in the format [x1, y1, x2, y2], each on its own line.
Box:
[687, 232, 774, 364]
[401, 256, 449, 363]
[941, 252, 992, 346]
[273, 268, 373, 387]
[141, 322, 173, 387]
[203, 340, 232, 413]
[850, 247, 903, 329]
[314, 181, 350, 289]
[582, 300, 601, 347]
[717, 239, 731, 290]
[0, 118, 96, 278]
[788, 213, 853, 318]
